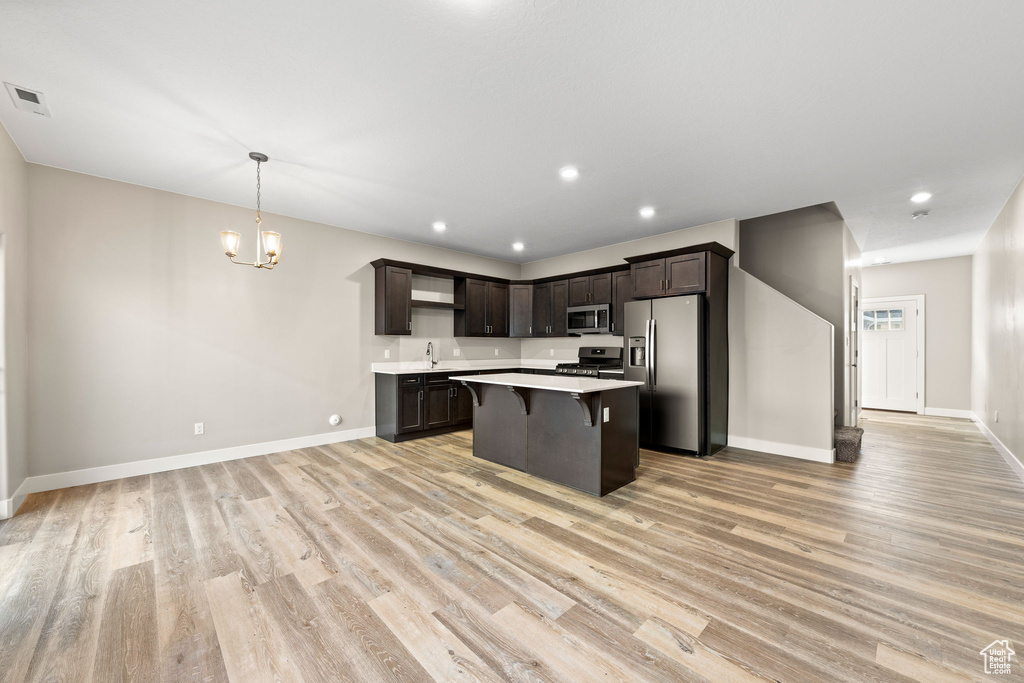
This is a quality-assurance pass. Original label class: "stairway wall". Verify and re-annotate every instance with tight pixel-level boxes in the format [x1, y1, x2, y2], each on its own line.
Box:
[739, 203, 861, 426]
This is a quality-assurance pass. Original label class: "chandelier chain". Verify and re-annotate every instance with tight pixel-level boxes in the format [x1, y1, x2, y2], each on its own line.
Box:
[256, 160, 262, 224]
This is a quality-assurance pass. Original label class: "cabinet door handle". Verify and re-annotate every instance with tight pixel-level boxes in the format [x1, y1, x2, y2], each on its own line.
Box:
[611, 322, 615, 332]
[667, 279, 671, 289]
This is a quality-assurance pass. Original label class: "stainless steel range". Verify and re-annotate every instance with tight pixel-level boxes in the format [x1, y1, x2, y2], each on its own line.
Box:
[555, 346, 624, 378]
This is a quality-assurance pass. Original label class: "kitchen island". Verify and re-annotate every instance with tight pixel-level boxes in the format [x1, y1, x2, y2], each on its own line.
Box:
[452, 373, 642, 496]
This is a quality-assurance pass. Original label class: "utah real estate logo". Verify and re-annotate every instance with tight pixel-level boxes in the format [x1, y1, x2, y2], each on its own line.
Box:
[980, 640, 1015, 675]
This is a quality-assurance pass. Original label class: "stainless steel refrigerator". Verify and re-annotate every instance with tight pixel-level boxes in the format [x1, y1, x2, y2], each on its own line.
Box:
[624, 296, 705, 454]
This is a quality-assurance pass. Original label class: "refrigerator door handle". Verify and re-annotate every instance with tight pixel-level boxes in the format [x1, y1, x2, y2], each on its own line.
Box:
[650, 318, 657, 389]
[645, 319, 653, 390]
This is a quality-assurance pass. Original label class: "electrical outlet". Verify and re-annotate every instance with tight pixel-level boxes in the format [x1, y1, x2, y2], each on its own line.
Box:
[549, 349, 554, 356]
[194, 422, 204, 435]
[603, 407, 610, 423]
[384, 349, 391, 359]
[995, 410, 999, 423]
[494, 348, 499, 356]
[453, 348, 461, 357]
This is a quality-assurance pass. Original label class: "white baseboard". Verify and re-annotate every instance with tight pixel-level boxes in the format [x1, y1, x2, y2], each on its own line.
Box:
[727, 436, 836, 463]
[972, 414, 1024, 485]
[924, 407, 974, 419]
[0, 478, 31, 521]
[7, 425, 377, 509]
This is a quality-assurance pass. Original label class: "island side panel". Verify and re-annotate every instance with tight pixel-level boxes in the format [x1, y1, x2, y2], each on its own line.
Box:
[599, 386, 640, 495]
[375, 373, 398, 442]
[525, 390, 603, 495]
[471, 383, 528, 471]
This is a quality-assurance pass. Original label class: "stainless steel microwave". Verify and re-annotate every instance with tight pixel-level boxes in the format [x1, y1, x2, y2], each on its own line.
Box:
[567, 304, 610, 335]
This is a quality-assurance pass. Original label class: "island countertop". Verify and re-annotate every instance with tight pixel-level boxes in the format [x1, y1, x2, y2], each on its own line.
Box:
[451, 372, 643, 394]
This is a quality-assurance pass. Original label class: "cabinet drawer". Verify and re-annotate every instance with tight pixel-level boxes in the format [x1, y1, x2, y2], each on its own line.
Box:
[425, 373, 451, 384]
[398, 374, 423, 386]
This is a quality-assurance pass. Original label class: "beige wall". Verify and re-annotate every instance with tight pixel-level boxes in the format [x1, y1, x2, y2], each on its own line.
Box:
[27, 165, 519, 478]
[972, 176, 1024, 471]
[739, 203, 858, 426]
[862, 256, 972, 412]
[0, 122, 29, 505]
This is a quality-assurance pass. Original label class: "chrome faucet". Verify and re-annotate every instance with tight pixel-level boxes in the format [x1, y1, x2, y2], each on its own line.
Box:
[426, 341, 438, 368]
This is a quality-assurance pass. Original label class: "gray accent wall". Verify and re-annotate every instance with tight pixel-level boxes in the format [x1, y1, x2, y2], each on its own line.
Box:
[0, 121, 29, 505]
[862, 256, 973, 412]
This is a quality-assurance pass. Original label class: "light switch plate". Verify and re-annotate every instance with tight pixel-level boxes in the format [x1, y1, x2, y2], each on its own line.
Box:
[494, 348, 499, 356]
[603, 407, 610, 423]
[453, 348, 461, 357]
[384, 349, 391, 359]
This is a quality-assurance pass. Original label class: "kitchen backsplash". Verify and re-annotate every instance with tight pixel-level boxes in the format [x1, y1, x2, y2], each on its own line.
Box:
[520, 336, 624, 361]
[376, 308, 624, 364]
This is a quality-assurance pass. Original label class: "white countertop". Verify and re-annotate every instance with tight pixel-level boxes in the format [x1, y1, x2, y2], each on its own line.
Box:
[451, 372, 643, 394]
[372, 359, 561, 375]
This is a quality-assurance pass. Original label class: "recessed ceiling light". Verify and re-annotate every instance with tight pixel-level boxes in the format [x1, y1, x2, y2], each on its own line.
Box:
[639, 206, 656, 219]
[910, 192, 932, 203]
[512, 242, 524, 251]
[432, 221, 447, 232]
[559, 166, 580, 181]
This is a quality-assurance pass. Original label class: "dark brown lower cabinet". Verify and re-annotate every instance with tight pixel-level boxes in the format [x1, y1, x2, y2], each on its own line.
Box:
[425, 384, 453, 429]
[377, 370, 525, 442]
[396, 385, 424, 434]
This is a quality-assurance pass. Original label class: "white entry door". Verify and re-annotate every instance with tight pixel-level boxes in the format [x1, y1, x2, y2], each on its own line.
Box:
[862, 298, 921, 412]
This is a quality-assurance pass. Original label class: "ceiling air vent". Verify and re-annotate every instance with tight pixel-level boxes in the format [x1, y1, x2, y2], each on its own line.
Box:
[4, 83, 50, 117]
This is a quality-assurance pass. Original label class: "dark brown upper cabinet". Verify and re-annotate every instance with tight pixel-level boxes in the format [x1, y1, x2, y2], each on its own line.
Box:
[610, 270, 632, 336]
[568, 273, 612, 306]
[375, 265, 413, 335]
[532, 279, 569, 336]
[630, 253, 706, 298]
[454, 278, 508, 337]
[665, 253, 706, 295]
[509, 284, 534, 337]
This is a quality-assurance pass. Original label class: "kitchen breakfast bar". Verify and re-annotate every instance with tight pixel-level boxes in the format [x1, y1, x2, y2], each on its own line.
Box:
[451, 373, 643, 496]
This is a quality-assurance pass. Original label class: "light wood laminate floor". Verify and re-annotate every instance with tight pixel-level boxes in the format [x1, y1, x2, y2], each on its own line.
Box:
[1, 411, 1023, 682]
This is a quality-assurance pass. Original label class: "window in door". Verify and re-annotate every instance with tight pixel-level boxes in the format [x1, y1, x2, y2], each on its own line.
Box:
[863, 308, 903, 331]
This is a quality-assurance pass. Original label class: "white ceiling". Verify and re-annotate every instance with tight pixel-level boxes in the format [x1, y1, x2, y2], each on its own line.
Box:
[3, 0, 1024, 264]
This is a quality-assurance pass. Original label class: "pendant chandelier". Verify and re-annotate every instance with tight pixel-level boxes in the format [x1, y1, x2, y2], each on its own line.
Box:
[219, 152, 282, 269]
